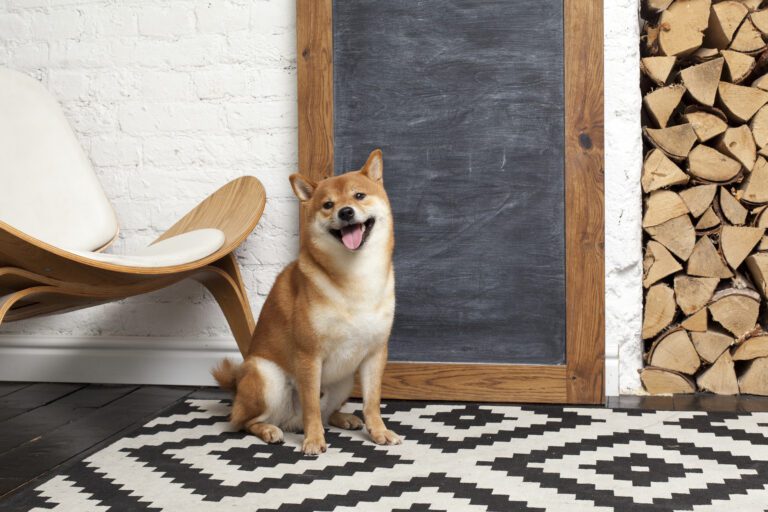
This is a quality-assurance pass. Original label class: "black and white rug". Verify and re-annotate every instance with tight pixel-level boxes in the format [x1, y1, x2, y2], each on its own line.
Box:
[8, 399, 768, 511]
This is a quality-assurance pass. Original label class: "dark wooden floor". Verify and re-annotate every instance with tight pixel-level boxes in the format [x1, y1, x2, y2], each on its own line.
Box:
[607, 393, 768, 412]
[0, 382, 211, 501]
[1, 383, 768, 503]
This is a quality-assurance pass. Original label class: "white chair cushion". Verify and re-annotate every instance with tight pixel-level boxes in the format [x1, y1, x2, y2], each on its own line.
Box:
[68, 229, 226, 268]
[0, 68, 118, 252]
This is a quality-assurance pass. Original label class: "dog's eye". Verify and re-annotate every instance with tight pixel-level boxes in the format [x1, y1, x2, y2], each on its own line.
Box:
[323, 201, 334, 210]
[354, 192, 366, 200]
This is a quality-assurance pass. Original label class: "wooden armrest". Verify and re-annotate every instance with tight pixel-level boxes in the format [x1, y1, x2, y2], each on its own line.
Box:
[153, 176, 266, 254]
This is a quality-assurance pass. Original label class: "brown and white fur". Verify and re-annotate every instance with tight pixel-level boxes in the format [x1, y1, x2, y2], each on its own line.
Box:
[212, 149, 400, 455]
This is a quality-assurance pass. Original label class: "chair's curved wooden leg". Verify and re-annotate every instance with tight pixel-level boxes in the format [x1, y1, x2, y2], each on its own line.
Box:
[0, 286, 60, 325]
[213, 253, 253, 315]
[192, 262, 255, 358]
[0, 285, 117, 325]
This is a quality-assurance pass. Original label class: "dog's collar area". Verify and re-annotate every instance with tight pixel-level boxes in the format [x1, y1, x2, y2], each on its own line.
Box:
[329, 217, 375, 251]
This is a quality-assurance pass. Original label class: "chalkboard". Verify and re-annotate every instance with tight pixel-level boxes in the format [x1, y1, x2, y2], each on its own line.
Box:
[333, 0, 566, 364]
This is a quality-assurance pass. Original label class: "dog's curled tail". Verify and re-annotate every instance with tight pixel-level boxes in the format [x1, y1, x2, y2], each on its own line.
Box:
[211, 358, 240, 392]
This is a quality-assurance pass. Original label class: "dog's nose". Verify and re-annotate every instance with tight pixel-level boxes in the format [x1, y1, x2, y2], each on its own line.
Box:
[338, 207, 355, 221]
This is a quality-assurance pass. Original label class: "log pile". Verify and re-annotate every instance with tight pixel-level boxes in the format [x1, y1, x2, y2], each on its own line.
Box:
[640, 0, 768, 396]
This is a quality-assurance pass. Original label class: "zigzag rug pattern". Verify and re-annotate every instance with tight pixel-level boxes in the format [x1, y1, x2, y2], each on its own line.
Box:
[7, 399, 768, 511]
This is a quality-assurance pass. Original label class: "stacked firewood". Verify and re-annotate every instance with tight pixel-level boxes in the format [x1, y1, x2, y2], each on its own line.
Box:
[640, 0, 768, 395]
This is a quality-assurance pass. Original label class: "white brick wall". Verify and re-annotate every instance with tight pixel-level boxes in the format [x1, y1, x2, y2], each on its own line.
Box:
[0, 0, 300, 339]
[605, 0, 643, 394]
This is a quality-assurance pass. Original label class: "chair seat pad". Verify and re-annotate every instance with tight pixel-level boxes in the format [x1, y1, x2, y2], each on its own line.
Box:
[68, 229, 226, 268]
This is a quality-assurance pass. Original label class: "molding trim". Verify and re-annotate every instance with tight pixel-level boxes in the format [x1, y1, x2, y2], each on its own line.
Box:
[0, 335, 239, 386]
[0, 334, 621, 396]
[605, 351, 619, 397]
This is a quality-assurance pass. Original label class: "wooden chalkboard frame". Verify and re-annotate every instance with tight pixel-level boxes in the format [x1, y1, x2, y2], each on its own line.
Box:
[296, 0, 604, 404]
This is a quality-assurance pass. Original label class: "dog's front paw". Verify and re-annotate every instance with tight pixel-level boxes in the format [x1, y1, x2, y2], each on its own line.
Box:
[329, 411, 364, 430]
[369, 429, 402, 445]
[302, 435, 327, 456]
[259, 425, 285, 444]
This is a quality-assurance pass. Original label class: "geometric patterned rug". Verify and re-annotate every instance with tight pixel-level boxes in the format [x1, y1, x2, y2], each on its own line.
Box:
[6, 399, 768, 511]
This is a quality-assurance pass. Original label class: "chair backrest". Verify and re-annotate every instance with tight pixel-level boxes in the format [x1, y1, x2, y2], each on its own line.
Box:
[0, 68, 118, 252]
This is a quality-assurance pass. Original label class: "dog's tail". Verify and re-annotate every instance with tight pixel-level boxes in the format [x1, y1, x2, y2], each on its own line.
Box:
[211, 358, 240, 392]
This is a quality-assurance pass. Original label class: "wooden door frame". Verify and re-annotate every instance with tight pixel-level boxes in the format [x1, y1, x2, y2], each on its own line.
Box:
[296, 0, 604, 404]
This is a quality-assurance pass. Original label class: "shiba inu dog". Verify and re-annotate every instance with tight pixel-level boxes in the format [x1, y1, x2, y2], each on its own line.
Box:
[212, 149, 400, 455]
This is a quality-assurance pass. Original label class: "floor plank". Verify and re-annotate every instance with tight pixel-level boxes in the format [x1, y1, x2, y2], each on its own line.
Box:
[609, 394, 768, 412]
[187, 386, 230, 400]
[0, 385, 193, 497]
[0, 383, 31, 399]
[0, 384, 138, 455]
[0, 383, 84, 423]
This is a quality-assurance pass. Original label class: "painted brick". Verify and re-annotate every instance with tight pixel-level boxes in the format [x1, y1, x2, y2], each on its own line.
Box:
[85, 6, 137, 37]
[8, 41, 48, 67]
[118, 102, 226, 134]
[6, 0, 48, 10]
[89, 134, 141, 166]
[0, 12, 28, 40]
[138, 70, 194, 101]
[225, 99, 296, 131]
[138, 6, 195, 38]
[133, 36, 225, 68]
[47, 68, 89, 100]
[605, 0, 643, 395]
[192, 66, 254, 99]
[29, 10, 82, 39]
[195, 1, 249, 34]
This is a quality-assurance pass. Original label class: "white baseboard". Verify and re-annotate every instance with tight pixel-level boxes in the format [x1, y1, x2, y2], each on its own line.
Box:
[605, 352, 620, 397]
[0, 335, 240, 386]
[0, 334, 624, 397]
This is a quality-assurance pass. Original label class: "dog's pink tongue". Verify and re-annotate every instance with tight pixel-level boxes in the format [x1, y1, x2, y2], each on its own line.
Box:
[341, 224, 364, 250]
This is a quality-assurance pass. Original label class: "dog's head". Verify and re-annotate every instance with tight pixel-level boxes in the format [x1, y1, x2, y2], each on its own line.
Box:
[290, 149, 391, 254]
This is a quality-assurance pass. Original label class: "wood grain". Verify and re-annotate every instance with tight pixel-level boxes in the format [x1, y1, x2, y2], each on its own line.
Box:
[353, 363, 568, 403]
[564, 0, 605, 404]
[297, 0, 334, 183]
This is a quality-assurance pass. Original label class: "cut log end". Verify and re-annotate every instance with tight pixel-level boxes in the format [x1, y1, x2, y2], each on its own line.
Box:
[720, 225, 765, 268]
[674, 275, 719, 315]
[718, 81, 768, 122]
[738, 357, 768, 395]
[641, 56, 677, 85]
[646, 215, 696, 261]
[659, 0, 711, 56]
[691, 329, 734, 364]
[681, 58, 724, 106]
[697, 351, 740, 394]
[687, 145, 741, 183]
[645, 124, 698, 160]
[681, 308, 709, 331]
[708, 288, 761, 337]
[641, 367, 697, 394]
[642, 149, 690, 192]
[644, 85, 687, 127]
[647, 328, 702, 374]
[688, 235, 734, 278]
[643, 284, 677, 340]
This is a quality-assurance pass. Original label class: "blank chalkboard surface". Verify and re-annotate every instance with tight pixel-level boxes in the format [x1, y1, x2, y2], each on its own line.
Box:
[333, 0, 566, 364]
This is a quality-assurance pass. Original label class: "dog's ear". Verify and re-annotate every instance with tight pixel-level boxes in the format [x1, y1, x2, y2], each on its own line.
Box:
[361, 149, 383, 183]
[289, 173, 316, 202]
